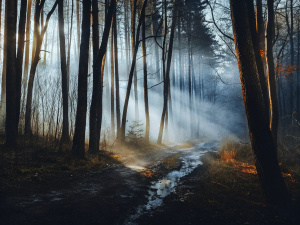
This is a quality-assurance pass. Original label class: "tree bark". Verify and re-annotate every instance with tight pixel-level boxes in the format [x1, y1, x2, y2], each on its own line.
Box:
[113, 5, 121, 139]
[5, 0, 17, 146]
[120, 0, 148, 142]
[289, 0, 294, 119]
[246, 0, 269, 122]
[89, 0, 115, 153]
[16, 0, 28, 131]
[76, 0, 80, 54]
[58, 0, 70, 146]
[0, 0, 2, 64]
[131, 0, 139, 120]
[230, 0, 289, 207]
[158, 0, 177, 144]
[266, 0, 279, 148]
[72, 0, 91, 158]
[142, 6, 150, 142]
[110, 27, 115, 140]
[25, 0, 59, 135]
[0, 0, 8, 132]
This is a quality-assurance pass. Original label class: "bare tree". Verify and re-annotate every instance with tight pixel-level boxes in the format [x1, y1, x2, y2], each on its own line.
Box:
[5, 0, 17, 146]
[120, 0, 148, 142]
[72, 0, 91, 158]
[58, 0, 70, 146]
[24, 0, 59, 135]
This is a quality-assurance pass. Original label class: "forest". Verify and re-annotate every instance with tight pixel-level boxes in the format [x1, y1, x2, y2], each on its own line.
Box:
[0, 0, 300, 224]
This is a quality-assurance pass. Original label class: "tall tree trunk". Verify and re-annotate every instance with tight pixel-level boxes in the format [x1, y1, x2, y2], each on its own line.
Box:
[158, 0, 177, 144]
[289, 0, 294, 120]
[178, 16, 183, 132]
[142, 6, 150, 142]
[25, 0, 59, 135]
[110, 28, 115, 140]
[0, 0, 8, 132]
[5, 0, 17, 146]
[76, 0, 80, 54]
[72, 0, 91, 158]
[67, 0, 74, 83]
[266, 0, 279, 149]
[58, 0, 70, 146]
[0, 0, 2, 64]
[246, 0, 269, 122]
[16, 0, 28, 131]
[230, 0, 289, 207]
[113, 5, 121, 139]
[297, 20, 300, 119]
[121, 0, 148, 142]
[89, 0, 99, 153]
[89, 0, 115, 153]
[131, 0, 139, 120]
[124, 0, 130, 74]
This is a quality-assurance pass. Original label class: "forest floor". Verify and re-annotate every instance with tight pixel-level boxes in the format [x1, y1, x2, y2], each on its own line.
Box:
[0, 138, 300, 225]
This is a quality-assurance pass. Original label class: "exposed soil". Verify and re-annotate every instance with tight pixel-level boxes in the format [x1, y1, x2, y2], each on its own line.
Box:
[136, 152, 300, 225]
[1, 142, 300, 225]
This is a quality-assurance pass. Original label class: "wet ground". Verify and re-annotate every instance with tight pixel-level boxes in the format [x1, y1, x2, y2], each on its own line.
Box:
[0, 141, 219, 225]
[2, 141, 298, 225]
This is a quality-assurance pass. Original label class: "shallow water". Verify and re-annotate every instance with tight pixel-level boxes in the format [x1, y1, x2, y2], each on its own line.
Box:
[125, 141, 218, 224]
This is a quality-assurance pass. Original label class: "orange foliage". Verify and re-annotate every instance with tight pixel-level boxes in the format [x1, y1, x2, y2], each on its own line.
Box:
[231, 161, 257, 174]
[260, 49, 265, 57]
[276, 64, 300, 78]
[221, 151, 236, 162]
[141, 169, 158, 178]
[221, 151, 297, 181]
[282, 173, 296, 183]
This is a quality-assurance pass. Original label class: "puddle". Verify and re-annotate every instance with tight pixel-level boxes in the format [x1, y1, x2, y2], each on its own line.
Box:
[125, 141, 218, 224]
[126, 165, 147, 171]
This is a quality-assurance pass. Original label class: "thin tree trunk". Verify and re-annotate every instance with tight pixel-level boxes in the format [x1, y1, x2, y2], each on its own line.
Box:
[121, 0, 148, 142]
[67, 0, 74, 82]
[158, 0, 177, 144]
[89, 0, 100, 153]
[25, 0, 59, 135]
[72, 0, 91, 158]
[89, 0, 115, 153]
[76, 0, 80, 53]
[5, 0, 17, 146]
[297, 20, 300, 118]
[289, 0, 294, 119]
[16, 0, 28, 130]
[110, 28, 115, 140]
[142, 6, 150, 142]
[131, 0, 139, 120]
[0, 0, 8, 132]
[266, 0, 279, 149]
[113, 5, 121, 139]
[0, 0, 2, 64]
[58, 0, 70, 146]
[124, 0, 130, 74]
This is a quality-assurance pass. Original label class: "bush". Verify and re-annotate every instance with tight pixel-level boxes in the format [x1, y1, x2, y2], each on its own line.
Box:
[126, 120, 144, 144]
[218, 138, 253, 163]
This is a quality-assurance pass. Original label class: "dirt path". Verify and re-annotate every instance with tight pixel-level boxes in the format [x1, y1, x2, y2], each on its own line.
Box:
[0, 142, 218, 225]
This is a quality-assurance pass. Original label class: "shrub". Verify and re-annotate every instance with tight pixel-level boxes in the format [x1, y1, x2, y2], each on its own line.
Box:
[126, 120, 144, 144]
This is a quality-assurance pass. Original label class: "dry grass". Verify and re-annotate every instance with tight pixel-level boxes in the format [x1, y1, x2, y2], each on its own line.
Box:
[0, 135, 122, 190]
[161, 154, 182, 170]
[212, 138, 299, 199]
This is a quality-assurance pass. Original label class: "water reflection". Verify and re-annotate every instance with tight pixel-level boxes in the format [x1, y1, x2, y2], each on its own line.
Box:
[125, 141, 218, 224]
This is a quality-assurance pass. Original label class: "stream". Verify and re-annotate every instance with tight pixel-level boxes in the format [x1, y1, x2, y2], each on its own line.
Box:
[0, 141, 219, 225]
[125, 141, 219, 225]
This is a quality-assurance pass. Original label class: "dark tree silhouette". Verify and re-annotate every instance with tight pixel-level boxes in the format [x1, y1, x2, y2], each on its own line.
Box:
[72, 0, 91, 158]
[230, 0, 290, 207]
